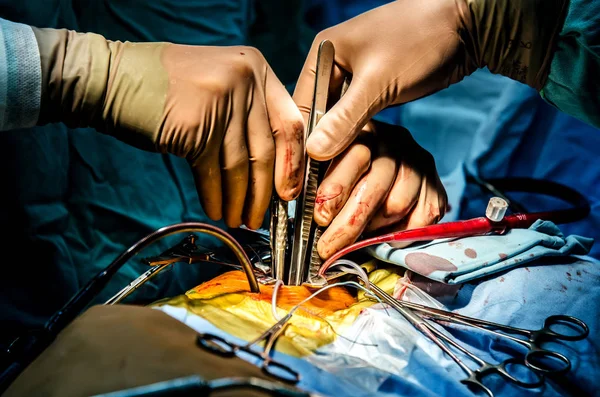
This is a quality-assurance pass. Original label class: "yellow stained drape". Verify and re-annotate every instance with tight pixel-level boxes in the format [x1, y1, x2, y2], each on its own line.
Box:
[151, 262, 403, 357]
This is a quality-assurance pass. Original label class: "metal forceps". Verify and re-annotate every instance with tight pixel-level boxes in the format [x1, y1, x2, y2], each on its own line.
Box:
[367, 284, 545, 397]
[270, 40, 338, 287]
[399, 300, 589, 375]
[196, 312, 300, 384]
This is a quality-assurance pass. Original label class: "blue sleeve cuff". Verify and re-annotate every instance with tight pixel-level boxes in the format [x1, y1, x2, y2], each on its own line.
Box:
[0, 17, 42, 131]
[540, 0, 600, 128]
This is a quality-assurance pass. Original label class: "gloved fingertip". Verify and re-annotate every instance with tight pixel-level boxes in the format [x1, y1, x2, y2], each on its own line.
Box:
[243, 215, 262, 231]
[316, 234, 335, 260]
[278, 183, 301, 202]
[224, 217, 243, 229]
[207, 212, 222, 222]
[314, 205, 332, 227]
[317, 246, 333, 261]
[306, 132, 334, 161]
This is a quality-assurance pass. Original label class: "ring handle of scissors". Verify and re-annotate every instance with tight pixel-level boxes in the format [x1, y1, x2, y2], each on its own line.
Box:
[536, 315, 589, 342]
[525, 348, 571, 375]
[196, 333, 237, 357]
[460, 376, 494, 397]
[196, 333, 300, 384]
[260, 357, 301, 384]
[494, 357, 544, 388]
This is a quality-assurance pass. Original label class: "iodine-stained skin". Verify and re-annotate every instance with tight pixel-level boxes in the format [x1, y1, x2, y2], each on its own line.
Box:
[313, 121, 448, 259]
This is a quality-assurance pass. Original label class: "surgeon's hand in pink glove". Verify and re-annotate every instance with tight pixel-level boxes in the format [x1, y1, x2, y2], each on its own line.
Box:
[33, 29, 305, 230]
[294, 0, 568, 161]
[294, 0, 567, 257]
[312, 120, 447, 259]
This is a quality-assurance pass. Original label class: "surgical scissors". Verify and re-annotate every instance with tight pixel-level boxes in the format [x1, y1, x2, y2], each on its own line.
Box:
[196, 312, 300, 384]
[399, 300, 589, 375]
[368, 284, 545, 397]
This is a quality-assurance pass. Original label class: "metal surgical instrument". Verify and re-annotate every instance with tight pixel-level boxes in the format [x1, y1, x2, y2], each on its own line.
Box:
[397, 300, 589, 375]
[270, 39, 336, 287]
[196, 312, 300, 384]
[92, 375, 320, 397]
[367, 284, 545, 397]
[0, 222, 265, 394]
[105, 231, 277, 305]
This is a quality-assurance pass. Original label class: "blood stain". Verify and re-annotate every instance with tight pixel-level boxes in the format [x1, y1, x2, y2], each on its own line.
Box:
[283, 144, 292, 166]
[560, 284, 568, 292]
[316, 205, 330, 221]
[525, 267, 530, 272]
[279, 120, 305, 196]
[405, 253, 457, 276]
[576, 270, 582, 276]
[464, 248, 477, 259]
[348, 202, 369, 226]
[282, 146, 295, 188]
[499, 253, 507, 260]
[566, 272, 572, 281]
[499, 277, 505, 282]
[324, 228, 348, 246]
[315, 184, 343, 204]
